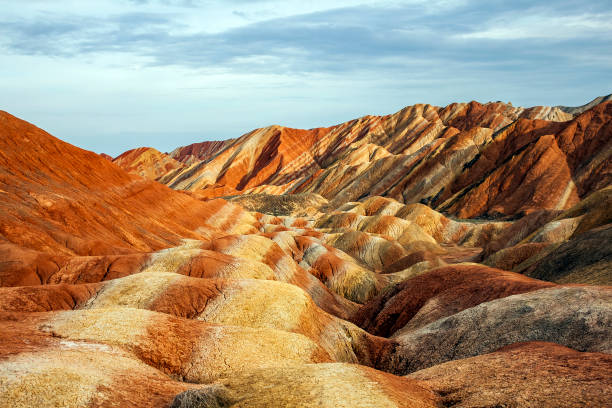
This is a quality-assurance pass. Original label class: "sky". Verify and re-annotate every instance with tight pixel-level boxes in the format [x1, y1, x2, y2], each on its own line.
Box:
[1, 0, 611, 156]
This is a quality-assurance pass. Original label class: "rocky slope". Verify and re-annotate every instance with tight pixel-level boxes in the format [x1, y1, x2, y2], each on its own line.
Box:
[559, 93, 612, 115]
[1, 99, 611, 407]
[113, 147, 185, 181]
[169, 139, 236, 165]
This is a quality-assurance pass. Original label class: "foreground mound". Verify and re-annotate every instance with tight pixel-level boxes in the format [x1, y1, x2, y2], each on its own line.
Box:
[171, 363, 439, 408]
[382, 286, 612, 374]
[410, 342, 612, 407]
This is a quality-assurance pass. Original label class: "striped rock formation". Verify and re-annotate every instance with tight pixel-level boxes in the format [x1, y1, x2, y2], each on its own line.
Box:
[169, 139, 235, 165]
[115, 98, 612, 220]
[113, 147, 185, 181]
[1, 98, 611, 407]
[351, 264, 557, 337]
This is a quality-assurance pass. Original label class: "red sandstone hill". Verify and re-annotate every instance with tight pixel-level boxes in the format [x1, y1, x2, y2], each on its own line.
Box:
[0, 110, 248, 257]
[0, 100, 610, 407]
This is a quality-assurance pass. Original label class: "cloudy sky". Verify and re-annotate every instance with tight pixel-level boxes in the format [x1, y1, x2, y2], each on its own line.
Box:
[1, 0, 610, 156]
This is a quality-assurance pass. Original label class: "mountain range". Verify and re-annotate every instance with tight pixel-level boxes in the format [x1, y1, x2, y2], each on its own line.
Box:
[0, 95, 610, 407]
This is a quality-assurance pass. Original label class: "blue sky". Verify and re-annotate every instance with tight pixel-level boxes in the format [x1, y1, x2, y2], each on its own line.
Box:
[1, 0, 610, 156]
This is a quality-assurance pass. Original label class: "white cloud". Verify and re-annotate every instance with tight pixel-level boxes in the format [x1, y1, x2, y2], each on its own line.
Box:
[456, 13, 612, 40]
